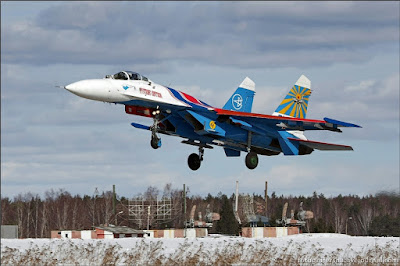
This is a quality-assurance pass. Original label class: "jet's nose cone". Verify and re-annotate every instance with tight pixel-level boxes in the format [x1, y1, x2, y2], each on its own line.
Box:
[64, 79, 110, 102]
[65, 83, 79, 94]
[65, 81, 88, 97]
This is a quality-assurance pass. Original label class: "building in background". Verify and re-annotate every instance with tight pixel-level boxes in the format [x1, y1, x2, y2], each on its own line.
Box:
[1, 225, 19, 239]
[51, 226, 208, 239]
[51, 225, 149, 239]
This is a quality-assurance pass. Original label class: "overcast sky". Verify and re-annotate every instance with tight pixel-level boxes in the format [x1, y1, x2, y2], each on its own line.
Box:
[1, 1, 399, 199]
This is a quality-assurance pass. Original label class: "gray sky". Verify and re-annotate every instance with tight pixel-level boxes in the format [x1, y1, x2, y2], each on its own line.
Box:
[1, 1, 399, 199]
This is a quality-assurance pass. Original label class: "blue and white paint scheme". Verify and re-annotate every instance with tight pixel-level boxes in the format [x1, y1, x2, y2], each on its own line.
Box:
[64, 71, 361, 170]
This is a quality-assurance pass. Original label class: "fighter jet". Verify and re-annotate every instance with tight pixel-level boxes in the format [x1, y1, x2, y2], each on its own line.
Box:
[64, 71, 361, 170]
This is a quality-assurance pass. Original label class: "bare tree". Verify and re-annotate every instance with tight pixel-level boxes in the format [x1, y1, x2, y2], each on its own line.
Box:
[40, 201, 48, 238]
[357, 202, 373, 235]
[100, 191, 114, 225]
[14, 194, 25, 238]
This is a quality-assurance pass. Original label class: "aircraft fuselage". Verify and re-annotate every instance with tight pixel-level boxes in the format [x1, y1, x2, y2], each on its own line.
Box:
[64, 71, 360, 170]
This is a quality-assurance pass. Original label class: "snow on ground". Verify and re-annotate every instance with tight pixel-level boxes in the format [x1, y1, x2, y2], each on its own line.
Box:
[2, 234, 399, 265]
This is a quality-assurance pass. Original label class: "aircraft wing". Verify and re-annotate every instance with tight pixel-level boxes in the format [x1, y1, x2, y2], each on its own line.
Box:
[215, 109, 361, 132]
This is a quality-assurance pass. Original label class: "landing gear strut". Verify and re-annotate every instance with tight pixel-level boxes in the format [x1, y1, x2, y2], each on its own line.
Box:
[244, 131, 258, 169]
[150, 109, 162, 149]
[188, 146, 204, 171]
[245, 152, 258, 170]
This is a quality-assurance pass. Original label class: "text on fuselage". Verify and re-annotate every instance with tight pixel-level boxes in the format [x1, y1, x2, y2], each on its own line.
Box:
[140, 88, 162, 98]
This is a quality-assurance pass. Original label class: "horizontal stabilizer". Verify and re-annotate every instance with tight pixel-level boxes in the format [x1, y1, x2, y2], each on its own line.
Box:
[324, 118, 362, 128]
[131, 122, 150, 130]
[287, 138, 353, 151]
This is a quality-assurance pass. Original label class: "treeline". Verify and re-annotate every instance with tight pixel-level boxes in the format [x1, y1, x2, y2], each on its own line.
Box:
[1, 185, 399, 238]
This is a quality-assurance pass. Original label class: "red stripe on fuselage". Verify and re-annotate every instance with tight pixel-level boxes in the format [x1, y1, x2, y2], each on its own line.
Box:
[180, 91, 202, 104]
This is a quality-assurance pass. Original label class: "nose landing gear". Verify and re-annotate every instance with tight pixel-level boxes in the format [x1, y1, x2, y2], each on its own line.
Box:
[188, 146, 204, 171]
[150, 109, 162, 149]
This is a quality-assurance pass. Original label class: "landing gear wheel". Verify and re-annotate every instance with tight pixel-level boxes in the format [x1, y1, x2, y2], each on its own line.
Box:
[151, 136, 160, 149]
[245, 152, 258, 170]
[188, 153, 201, 171]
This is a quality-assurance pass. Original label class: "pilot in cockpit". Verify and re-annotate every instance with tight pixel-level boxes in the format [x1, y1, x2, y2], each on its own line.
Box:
[107, 71, 150, 83]
[130, 72, 140, 80]
[113, 72, 128, 80]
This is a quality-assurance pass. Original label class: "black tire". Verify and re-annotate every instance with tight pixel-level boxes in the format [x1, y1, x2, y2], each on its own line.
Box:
[188, 153, 201, 171]
[151, 137, 159, 149]
[245, 152, 258, 169]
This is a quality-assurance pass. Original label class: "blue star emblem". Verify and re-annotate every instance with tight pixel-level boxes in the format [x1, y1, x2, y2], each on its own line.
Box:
[122, 85, 129, 90]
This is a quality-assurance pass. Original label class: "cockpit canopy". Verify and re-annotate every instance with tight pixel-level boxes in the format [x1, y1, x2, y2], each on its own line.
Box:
[106, 71, 149, 82]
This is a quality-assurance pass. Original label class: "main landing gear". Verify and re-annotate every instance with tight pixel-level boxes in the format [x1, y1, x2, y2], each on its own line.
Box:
[245, 152, 258, 170]
[188, 146, 204, 171]
[244, 131, 258, 170]
[187, 148, 259, 170]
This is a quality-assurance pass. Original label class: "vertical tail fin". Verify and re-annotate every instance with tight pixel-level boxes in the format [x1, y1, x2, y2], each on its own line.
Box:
[273, 75, 312, 119]
[223, 77, 255, 113]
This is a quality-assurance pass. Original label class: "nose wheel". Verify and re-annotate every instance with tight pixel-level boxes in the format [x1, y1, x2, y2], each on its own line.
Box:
[245, 152, 258, 169]
[151, 134, 161, 149]
[188, 147, 204, 171]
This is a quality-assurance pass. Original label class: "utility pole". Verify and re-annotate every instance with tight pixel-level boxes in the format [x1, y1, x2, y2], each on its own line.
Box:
[346, 216, 352, 235]
[113, 185, 117, 225]
[235, 181, 239, 213]
[183, 184, 186, 237]
[264, 181, 268, 217]
[93, 187, 99, 228]
[234, 181, 241, 224]
[147, 206, 151, 230]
